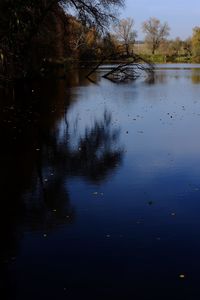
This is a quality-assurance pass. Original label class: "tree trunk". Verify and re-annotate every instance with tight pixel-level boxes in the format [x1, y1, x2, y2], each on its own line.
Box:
[125, 44, 130, 56]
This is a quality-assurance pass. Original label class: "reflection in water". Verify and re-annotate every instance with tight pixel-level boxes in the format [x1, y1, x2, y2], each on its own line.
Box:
[68, 110, 122, 181]
[2, 65, 200, 299]
[145, 72, 167, 85]
[146, 67, 200, 85]
[191, 68, 200, 84]
[19, 109, 123, 236]
[0, 73, 123, 297]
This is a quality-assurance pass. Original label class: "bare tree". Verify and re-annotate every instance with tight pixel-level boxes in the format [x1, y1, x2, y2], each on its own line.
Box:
[142, 17, 170, 55]
[64, 0, 125, 28]
[113, 18, 137, 56]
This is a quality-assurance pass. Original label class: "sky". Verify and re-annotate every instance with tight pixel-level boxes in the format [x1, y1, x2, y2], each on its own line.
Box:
[121, 0, 200, 40]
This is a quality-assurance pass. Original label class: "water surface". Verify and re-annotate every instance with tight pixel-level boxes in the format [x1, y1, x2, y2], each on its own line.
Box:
[1, 65, 200, 299]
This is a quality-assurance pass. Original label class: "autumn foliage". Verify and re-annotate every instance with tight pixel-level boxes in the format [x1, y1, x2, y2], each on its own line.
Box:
[0, 0, 124, 81]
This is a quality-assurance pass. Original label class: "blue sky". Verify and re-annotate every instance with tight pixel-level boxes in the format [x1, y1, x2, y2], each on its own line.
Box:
[121, 0, 200, 40]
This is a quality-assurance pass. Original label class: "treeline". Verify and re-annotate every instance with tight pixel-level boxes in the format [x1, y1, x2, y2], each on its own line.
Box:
[67, 17, 200, 64]
[109, 17, 200, 64]
[0, 0, 124, 82]
[137, 37, 193, 64]
[2, 1, 200, 83]
[68, 16, 200, 64]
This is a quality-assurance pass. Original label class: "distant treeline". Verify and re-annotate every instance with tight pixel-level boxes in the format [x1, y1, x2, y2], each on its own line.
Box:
[1, 1, 200, 82]
[134, 39, 193, 63]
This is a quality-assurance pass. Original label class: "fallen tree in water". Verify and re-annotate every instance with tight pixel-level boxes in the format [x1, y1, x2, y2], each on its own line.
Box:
[86, 51, 154, 83]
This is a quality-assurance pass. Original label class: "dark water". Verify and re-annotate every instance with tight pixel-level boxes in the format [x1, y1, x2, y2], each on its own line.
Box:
[1, 65, 200, 299]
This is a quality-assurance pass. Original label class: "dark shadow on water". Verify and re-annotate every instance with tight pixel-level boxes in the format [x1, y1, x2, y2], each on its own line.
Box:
[0, 72, 123, 298]
[2, 66, 200, 300]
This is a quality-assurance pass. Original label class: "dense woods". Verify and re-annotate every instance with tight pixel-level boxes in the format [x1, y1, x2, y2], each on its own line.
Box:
[0, 0, 124, 82]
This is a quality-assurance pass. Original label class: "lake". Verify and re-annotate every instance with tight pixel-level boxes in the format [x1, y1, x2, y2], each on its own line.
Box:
[1, 64, 200, 299]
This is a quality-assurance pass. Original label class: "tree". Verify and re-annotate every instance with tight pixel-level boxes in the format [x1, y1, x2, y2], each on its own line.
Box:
[100, 33, 119, 57]
[170, 37, 183, 56]
[68, 17, 100, 60]
[142, 17, 170, 55]
[192, 27, 200, 63]
[113, 18, 137, 56]
[0, 0, 124, 81]
[68, 17, 87, 54]
[183, 38, 192, 57]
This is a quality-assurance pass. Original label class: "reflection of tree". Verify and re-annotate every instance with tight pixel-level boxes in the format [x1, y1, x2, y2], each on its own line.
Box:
[0, 77, 123, 267]
[191, 69, 200, 84]
[145, 71, 167, 85]
[67, 111, 122, 181]
[29, 109, 123, 229]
